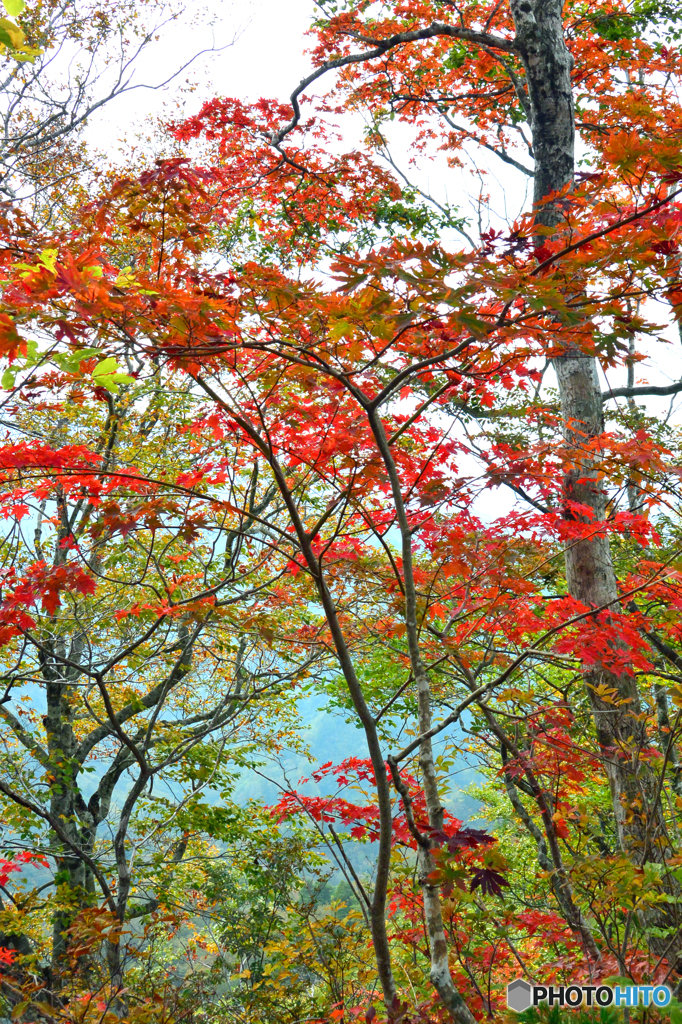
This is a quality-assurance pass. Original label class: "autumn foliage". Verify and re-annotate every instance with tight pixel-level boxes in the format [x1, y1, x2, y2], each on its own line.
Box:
[2, 0, 682, 1022]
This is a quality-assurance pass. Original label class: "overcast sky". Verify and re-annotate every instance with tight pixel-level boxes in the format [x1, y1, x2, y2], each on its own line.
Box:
[87, 1, 315, 143]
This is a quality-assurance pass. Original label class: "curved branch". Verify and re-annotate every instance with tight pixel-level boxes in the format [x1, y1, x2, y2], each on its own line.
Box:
[272, 22, 516, 147]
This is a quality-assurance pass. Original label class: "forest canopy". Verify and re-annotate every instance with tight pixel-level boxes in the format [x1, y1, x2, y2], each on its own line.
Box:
[0, 0, 682, 1021]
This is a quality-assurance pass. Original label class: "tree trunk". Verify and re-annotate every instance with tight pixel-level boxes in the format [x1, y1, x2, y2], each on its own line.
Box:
[509, 0, 680, 968]
[45, 652, 88, 978]
[371, 412, 476, 1024]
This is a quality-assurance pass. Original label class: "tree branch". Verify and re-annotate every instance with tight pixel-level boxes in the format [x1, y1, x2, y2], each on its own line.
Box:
[603, 381, 682, 402]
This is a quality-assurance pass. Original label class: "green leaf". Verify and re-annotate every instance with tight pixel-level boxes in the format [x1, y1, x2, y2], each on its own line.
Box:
[92, 358, 120, 378]
[2, 0, 25, 15]
[55, 347, 101, 374]
[24, 337, 37, 364]
[444, 43, 468, 70]
[92, 358, 134, 393]
[115, 266, 136, 288]
[1, 366, 15, 389]
[328, 319, 353, 341]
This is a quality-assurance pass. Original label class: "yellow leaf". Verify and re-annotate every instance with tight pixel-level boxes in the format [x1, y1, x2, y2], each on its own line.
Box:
[38, 248, 58, 274]
[0, 16, 23, 47]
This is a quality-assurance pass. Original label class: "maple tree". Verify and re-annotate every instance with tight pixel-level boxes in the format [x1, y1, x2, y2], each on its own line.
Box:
[2, 0, 682, 1021]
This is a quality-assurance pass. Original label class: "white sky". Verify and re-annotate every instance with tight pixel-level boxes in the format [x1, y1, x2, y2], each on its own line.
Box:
[86, 1, 316, 142]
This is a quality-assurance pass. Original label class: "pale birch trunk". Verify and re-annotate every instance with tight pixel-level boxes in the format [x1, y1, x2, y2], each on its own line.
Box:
[371, 413, 476, 1024]
[509, 0, 681, 967]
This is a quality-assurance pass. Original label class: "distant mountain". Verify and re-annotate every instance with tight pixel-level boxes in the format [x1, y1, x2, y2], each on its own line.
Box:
[232, 696, 480, 821]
